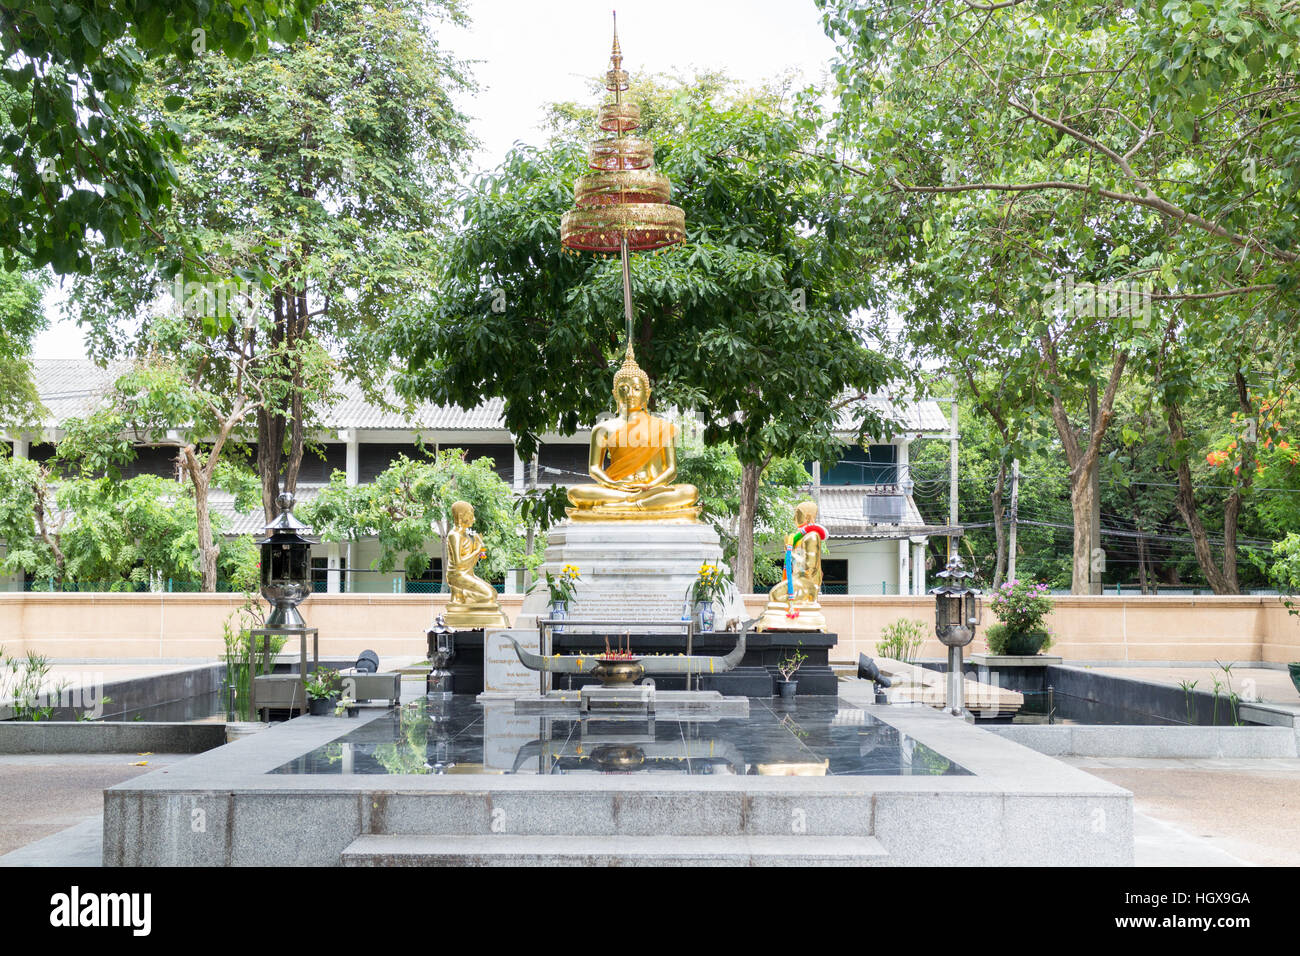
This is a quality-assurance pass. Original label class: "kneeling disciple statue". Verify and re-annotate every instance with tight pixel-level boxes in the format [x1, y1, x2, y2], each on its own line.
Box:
[566, 344, 699, 522]
[443, 501, 511, 628]
[759, 500, 828, 631]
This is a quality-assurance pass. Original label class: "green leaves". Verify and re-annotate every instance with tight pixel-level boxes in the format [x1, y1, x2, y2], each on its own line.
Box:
[396, 75, 898, 468]
[0, 0, 321, 275]
[300, 451, 525, 581]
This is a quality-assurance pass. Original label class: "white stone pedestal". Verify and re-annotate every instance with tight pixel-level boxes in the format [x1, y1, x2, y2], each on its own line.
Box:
[517, 521, 743, 629]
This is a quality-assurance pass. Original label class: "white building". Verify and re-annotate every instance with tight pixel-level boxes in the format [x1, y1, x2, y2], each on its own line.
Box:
[2, 359, 957, 595]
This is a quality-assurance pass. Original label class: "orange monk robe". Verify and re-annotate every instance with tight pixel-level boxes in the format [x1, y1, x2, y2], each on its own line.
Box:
[602, 418, 676, 482]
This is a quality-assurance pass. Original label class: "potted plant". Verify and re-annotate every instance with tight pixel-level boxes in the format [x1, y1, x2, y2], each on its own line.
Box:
[775, 647, 808, 700]
[334, 695, 358, 717]
[691, 562, 729, 633]
[530, 564, 581, 631]
[305, 667, 342, 716]
[985, 579, 1054, 656]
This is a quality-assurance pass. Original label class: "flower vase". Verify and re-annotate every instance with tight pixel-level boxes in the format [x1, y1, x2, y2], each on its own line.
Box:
[694, 600, 714, 633]
[551, 599, 568, 634]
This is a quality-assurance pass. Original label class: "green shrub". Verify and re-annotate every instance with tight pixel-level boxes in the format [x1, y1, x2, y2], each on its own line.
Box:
[985, 623, 1052, 656]
[877, 618, 927, 662]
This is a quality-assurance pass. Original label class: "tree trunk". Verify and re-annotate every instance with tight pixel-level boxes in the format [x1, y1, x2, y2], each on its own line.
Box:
[31, 472, 66, 586]
[257, 286, 310, 520]
[182, 446, 220, 592]
[734, 458, 766, 595]
[1164, 391, 1248, 595]
[1038, 340, 1127, 594]
[1136, 525, 1150, 594]
[1068, 473, 1097, 594]
[991, 459, 1007, 589]
[733, 461, 760, 595]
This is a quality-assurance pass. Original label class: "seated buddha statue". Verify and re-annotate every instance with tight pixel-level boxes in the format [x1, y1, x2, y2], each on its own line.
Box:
[443, 500, 511, 628]
[758, 500, 828, 631]
[566, 345, 699, 521]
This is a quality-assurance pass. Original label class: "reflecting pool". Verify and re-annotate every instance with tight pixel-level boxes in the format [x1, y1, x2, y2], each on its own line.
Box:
[273, 697, 969, 776]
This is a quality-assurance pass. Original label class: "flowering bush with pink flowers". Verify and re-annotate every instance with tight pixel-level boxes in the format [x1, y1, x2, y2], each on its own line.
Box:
[989, 579, 1053, 636]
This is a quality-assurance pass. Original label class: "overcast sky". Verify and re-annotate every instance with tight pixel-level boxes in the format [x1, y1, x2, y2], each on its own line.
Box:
[33, 0, 840, 359]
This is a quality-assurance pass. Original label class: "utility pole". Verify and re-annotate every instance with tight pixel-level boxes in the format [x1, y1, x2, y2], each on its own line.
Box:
[1088, 383, 1103, 595]
[1007, 458, 1019, 582]
[524, 452, 539, 588]
[948, 383, 959, 560]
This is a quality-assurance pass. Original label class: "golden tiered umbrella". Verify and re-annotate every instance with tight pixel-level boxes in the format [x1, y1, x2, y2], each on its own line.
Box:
[560, 14, 685, 345]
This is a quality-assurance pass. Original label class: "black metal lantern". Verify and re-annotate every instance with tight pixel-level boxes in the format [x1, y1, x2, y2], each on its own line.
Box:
[426, 614, 456, 697]
[930, 555, 981, 716]
[255, 492, 317, 629]
[930, 555, 981, 648]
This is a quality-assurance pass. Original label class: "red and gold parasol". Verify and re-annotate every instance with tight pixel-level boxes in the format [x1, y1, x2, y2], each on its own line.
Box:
[560, 16, 685, 255]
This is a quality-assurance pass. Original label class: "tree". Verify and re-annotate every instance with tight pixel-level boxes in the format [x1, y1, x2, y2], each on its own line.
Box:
[300, 450, 525, 586]
[51, 308, 326, 591]
[65, 0, 477, 519]
[391, 75, 899, 592]
[0, 0, 318, 276]
[676, 442, 811, 589]
[0, 455, 257, 591]
[815, 0, 1300, 590]
[0, 264, 47, 428]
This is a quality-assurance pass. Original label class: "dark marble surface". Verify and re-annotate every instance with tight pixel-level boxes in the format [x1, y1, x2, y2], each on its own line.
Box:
[443, 630, 840, 695]
[272, 696, 969, 777]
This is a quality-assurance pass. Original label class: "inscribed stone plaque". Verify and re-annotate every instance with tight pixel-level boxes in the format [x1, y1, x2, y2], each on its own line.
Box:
[480, 627, 541, 698]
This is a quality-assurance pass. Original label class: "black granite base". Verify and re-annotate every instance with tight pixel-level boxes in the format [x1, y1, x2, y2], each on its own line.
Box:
[446, 629, 838, 696]
[441, 629, 485, 698]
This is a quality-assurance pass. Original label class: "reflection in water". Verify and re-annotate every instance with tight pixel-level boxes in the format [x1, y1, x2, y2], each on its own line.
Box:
[272, 697, 968, 777]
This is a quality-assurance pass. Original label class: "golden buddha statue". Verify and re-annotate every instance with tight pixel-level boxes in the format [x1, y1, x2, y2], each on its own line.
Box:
[566, 345, 699, 521]
[442, 500, 510, 628]
[758, 500, 828, 631]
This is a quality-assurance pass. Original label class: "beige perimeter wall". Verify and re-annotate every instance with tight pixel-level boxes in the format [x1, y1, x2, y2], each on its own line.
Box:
[1, 593, 1297, 665]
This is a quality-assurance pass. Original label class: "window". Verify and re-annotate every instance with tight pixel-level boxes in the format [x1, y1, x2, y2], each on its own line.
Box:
[814, 444, 898, 486]
[822, 558, 848, 595]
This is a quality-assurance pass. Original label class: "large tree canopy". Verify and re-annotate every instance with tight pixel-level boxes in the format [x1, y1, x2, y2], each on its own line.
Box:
[0, 0, 318, 276]
[64, 0, 477, 519]
[817, 0, 1300, 591]
[0, 264, 47, 428]
[390, 75, 901, 588]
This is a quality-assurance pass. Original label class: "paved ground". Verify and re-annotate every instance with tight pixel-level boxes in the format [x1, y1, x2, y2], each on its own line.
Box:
[5, 749, 1297, 866]
[1067, 756, 1300, 866]
[1095, 665, 1299, 705]
[0, 753, 188, 860]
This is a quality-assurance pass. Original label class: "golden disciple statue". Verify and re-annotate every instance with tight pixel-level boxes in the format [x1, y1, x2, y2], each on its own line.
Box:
[759, 500, 828, 631]
[566, 345, 700, 521]
[442, 501, 510, 628]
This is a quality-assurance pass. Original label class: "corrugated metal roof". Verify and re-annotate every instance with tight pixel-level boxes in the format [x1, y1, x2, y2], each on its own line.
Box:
[816, 486, 934, 537]
[834, 394, 950, 435]
[209, 483, 329, 536]
[322, 380, 507, 430]
[25, 360, 507, 433]
[25, 361, 947, 439]
[31, 359, 128, 425]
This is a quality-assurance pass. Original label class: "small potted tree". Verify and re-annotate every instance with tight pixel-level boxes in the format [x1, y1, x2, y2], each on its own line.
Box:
[985, 579, 1054, 656]
[775, 647, 808, 700]
[305, 667, 343, 716]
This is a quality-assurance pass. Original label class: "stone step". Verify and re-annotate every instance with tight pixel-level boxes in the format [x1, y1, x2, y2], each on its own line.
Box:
[363, 789, 876, 837]
[341, 833, 889, 867]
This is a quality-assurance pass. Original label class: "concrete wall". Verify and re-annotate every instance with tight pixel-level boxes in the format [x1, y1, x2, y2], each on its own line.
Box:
[1, 592, 1296, 665]
[838, 540, 900, 596]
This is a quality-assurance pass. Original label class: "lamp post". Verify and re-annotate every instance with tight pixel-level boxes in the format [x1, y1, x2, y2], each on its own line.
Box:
[930, 555, 981, 716]
[255, 493, 316, 629]
[426, 614, 456, 698]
